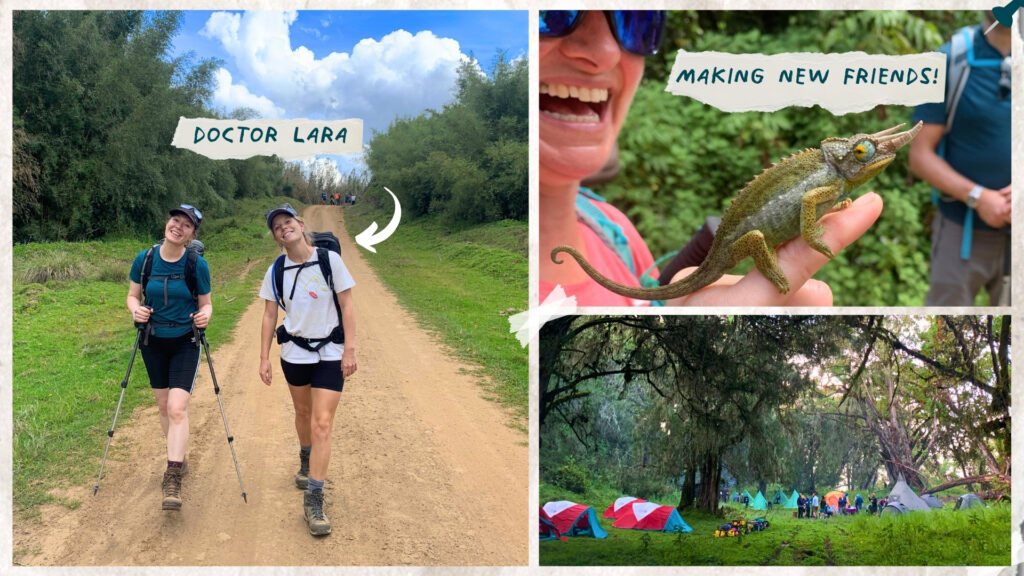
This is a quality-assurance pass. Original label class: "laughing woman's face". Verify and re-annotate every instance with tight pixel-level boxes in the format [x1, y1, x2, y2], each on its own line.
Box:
[539, 11, 645, 191]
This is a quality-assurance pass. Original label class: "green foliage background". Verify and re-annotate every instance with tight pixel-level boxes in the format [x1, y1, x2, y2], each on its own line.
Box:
[13, 11, 288, 242]
[13, 11, 528, 241]
[594, 11, 983, 305]
[365, 54, 528, 227]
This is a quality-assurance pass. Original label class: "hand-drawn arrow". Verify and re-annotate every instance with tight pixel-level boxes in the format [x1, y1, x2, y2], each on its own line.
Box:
[355, 186, 402, 253]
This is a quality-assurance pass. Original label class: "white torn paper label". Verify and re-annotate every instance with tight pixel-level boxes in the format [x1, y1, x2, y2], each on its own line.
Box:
[666, 51, 945, 114]
[508, 285, 578, 348]
[171, 117, 363, 160]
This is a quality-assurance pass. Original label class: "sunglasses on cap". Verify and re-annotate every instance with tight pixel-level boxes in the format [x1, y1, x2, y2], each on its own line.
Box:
[170, 204, 202, 228]
[540, 11, 667, 57]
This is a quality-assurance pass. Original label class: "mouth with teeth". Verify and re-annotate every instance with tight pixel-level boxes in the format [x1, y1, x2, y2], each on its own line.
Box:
[540, 82, 610, 123]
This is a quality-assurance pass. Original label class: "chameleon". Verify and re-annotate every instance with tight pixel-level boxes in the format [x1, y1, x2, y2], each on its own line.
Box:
[552, 121, 922, 301]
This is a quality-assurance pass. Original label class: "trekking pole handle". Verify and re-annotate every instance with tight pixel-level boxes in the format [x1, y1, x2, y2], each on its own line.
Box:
[132, 306, 152, 330]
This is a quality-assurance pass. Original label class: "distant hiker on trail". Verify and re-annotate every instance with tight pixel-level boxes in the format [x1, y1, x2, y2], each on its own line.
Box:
[321, 191, 328, 204]
[258, 203, 357, 537]
[126, 204, 211, 511]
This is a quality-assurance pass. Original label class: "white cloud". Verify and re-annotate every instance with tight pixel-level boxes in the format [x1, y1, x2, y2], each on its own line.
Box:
[200, 10, 478, 135]
[209, 68, 285, 119]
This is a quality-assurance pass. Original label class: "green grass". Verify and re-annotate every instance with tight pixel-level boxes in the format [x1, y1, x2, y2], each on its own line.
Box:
[344, 202, 528, 427]
[539, 487, 1010, 566]
[12, 196, 290, 520]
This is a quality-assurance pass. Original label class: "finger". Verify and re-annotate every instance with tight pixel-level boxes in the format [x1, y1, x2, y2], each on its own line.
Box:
[729, 192, 882, 306]
[779, 278, 833, 306]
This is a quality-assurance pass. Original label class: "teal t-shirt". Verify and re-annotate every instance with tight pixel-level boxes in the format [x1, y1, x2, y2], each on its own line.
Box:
[129, 246, 211, 338]
[911, 26, 1011, 232]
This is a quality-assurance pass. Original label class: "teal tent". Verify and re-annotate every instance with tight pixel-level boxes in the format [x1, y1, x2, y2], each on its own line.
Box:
[781, 490, 799, 509]
[742, 490, 753, 503]
[750, 491, 769, 510]
[772, 489, 787, 505]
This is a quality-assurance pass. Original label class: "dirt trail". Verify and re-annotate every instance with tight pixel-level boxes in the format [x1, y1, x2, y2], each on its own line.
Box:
[14, 206, 528, 566]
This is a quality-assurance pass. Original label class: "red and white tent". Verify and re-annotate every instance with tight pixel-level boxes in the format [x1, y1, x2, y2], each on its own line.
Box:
[603, 496, 645, 519]
[540, 501, 608, 539]
[611, 501, 692, 533]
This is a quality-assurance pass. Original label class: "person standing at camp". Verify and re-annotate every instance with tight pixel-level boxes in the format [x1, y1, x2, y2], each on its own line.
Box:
[796, 493, 805, 519]
[126, 205, 211, 511]
[258, 203, 357, 537]
[869, 492, 878, 515]
[854, 493, 864, 512]
[810, 492, 819, 519]
[909, 11, 1012, 305]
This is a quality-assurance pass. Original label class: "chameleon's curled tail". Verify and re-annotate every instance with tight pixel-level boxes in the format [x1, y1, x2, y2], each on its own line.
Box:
[551, 245, 723, 302]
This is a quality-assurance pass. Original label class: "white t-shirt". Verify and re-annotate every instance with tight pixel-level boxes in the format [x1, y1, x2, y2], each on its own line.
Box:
[259, 249, 355, 363]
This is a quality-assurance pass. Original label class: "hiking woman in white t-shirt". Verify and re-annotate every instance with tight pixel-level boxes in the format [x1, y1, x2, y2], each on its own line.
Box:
[258, 203, 357, 537]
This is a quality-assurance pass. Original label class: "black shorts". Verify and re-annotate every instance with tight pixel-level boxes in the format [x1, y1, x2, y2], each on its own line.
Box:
[139, 332, 201, 393]
[281, 359, 344, 392]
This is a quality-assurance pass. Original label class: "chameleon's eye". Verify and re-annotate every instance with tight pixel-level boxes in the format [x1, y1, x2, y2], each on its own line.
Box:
[853, 140, 875, 162]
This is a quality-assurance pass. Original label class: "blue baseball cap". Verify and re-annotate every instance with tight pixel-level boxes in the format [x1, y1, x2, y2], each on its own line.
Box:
[265, 203, 298, 230]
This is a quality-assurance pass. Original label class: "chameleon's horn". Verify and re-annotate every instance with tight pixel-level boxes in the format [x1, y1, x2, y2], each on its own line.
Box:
[875, 121, 923, 153]
[870, 123, 906, 138]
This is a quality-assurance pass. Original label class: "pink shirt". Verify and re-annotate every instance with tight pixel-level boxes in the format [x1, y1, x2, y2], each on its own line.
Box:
[540, 199, 657, 307]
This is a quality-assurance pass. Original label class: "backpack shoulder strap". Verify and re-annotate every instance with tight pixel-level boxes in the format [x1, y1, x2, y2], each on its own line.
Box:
[316, 247, 345, 342]
[944, 26, 975, 134]
[184, 249, 199, 301]
[316, 247, 344, 320]
[575, 188, 636, 275]
[139, 242, 161, 305]
[272, 254, 287, 311]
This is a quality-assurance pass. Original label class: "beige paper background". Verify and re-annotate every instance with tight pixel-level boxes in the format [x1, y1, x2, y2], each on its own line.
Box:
[1, 2, 1021, 576]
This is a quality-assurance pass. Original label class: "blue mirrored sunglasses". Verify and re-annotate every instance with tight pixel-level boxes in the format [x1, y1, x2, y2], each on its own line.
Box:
[179, 204, 203, 221]
[540, 10, 666, 57]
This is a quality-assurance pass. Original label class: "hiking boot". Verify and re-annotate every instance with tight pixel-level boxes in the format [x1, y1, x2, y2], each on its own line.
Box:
[295, 450, 310, 489]
[303, 489, 331, 536]
[161, 467, 183, 511]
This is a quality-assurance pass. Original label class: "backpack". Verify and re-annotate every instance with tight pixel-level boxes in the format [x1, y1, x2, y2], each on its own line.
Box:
[270, 231, 345, 351]
[140, 239, 204, 307]
[575, 189, 671, 304]
[934, 25, 1010, 259]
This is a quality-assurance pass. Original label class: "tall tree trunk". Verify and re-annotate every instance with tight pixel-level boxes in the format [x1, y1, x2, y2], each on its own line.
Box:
[679, 468, 696, 510]
[694, 451, 723, 515]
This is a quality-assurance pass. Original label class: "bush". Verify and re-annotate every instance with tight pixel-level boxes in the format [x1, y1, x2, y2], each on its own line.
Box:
[17, 250, 87, 284]
[552, 457, 591, 494]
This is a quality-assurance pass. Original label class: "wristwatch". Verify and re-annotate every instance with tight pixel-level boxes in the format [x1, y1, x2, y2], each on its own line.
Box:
[965, 184, 983, 209]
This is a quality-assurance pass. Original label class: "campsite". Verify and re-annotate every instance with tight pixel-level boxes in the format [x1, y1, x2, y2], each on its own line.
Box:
[540, 316, 1010, 566]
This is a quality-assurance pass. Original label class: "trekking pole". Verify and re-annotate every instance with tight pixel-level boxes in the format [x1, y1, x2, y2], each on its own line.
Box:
[196, 327, 248, 503]
[94, 324, 145, 495]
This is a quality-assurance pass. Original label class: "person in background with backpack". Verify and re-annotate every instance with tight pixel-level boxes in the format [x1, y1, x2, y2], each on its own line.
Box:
[126, 204, 211, 511]
[258, 203, 357, 537]
[909, 11, 1012, 306]
[537, 10, 882, 306]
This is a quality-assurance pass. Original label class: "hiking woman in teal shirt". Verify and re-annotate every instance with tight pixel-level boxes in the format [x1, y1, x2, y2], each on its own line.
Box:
[126, 205, 212, 511]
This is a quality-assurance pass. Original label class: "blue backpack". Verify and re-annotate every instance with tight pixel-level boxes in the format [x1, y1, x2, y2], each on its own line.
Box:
[935, 25, 1010, 259]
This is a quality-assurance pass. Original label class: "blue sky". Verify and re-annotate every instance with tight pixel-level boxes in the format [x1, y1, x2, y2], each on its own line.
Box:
[163, 10, 527, 177]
